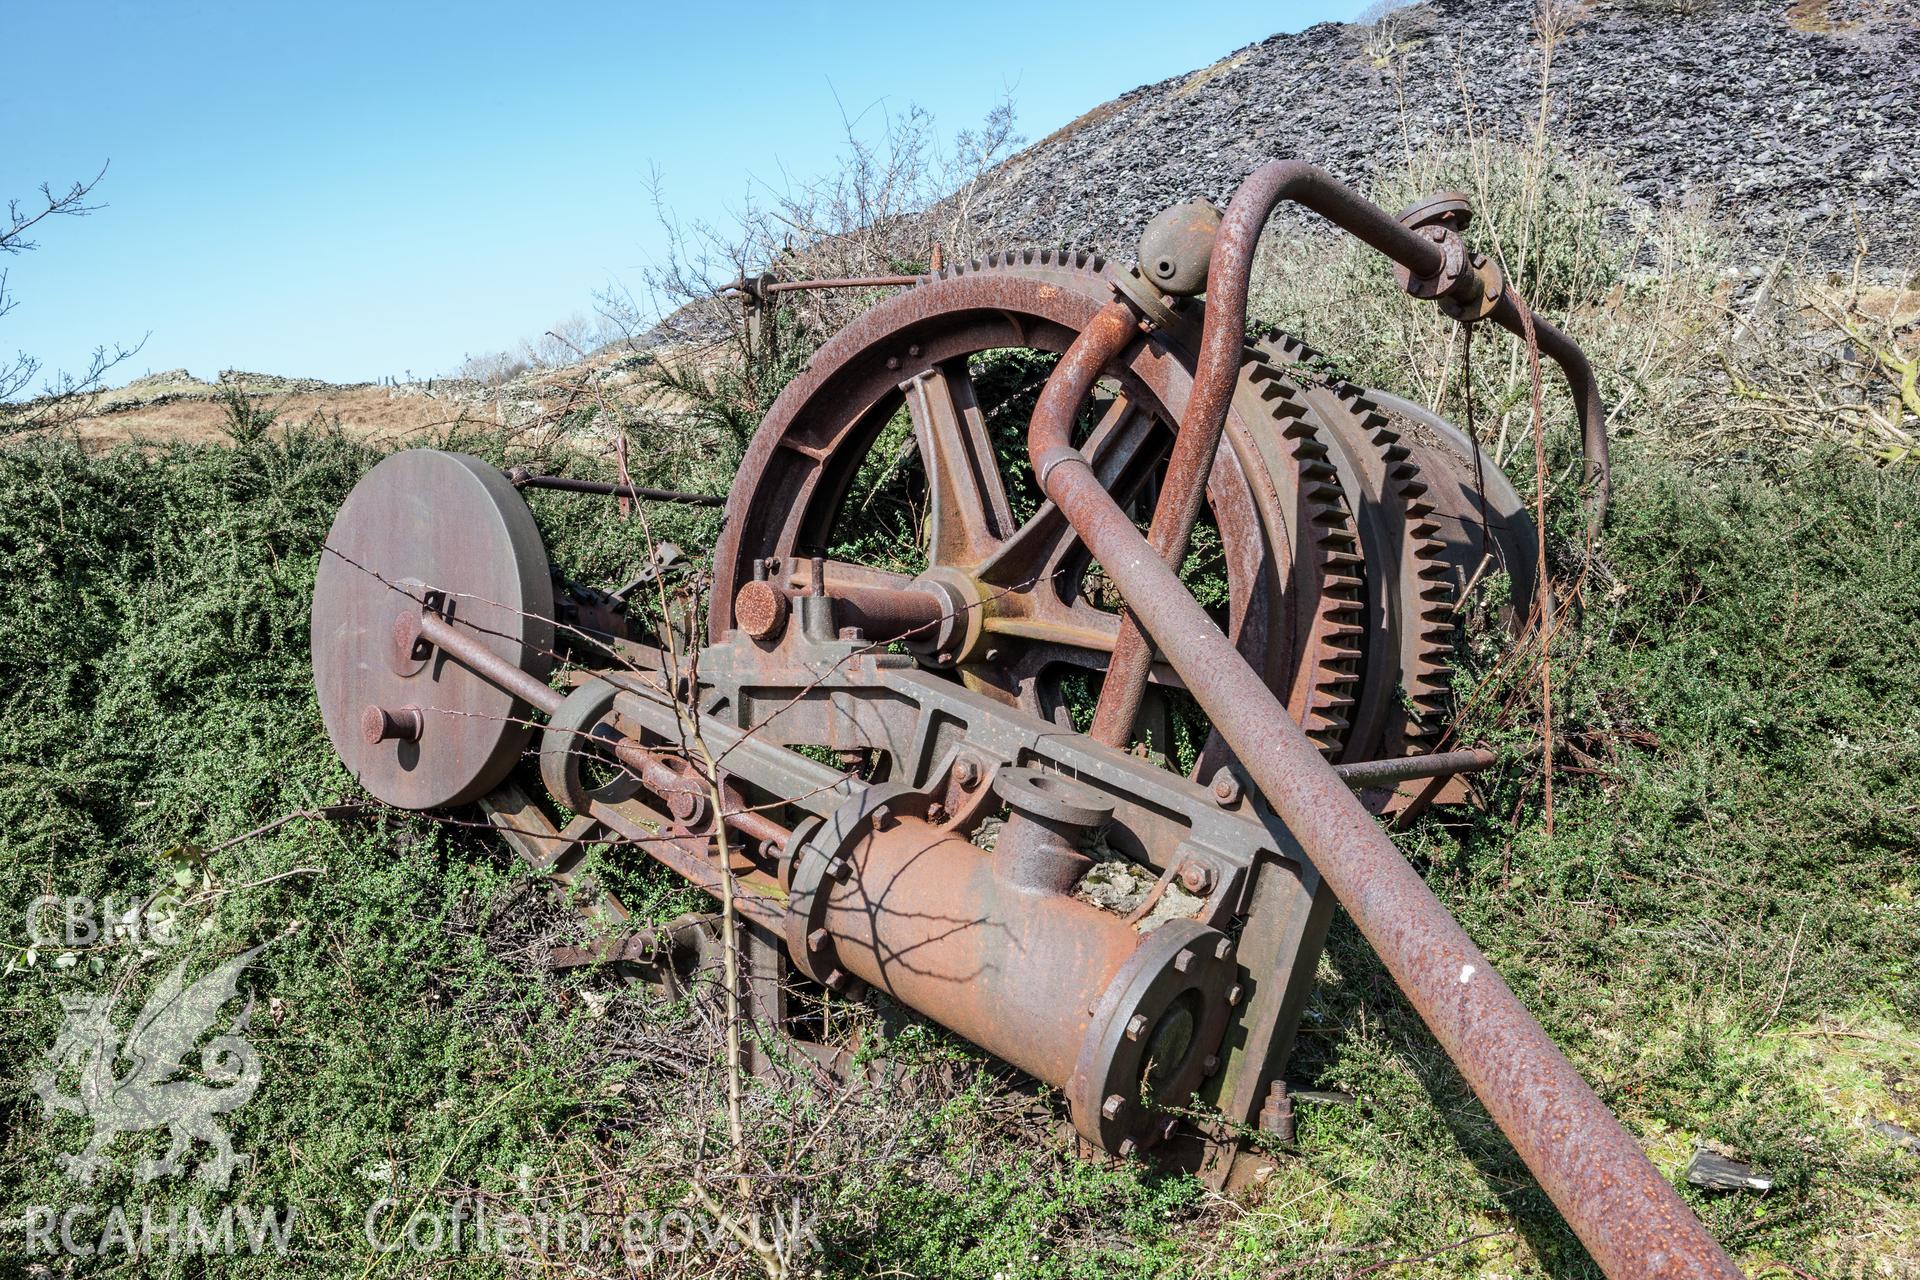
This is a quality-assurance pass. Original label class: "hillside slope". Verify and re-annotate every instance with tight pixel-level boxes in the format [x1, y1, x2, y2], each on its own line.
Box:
[965, 0, 1918, 268]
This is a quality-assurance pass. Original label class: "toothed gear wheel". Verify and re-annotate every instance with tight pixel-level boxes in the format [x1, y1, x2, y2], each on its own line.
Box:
[1259, 330, 1537, 764]
[712, 249, 1364, 762]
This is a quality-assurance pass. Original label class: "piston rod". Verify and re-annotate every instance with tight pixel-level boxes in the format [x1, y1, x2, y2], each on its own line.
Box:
[1030, 302, 1738, 1280]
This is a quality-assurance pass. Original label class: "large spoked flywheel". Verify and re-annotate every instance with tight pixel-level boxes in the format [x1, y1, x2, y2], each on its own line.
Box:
[711, 250, 1368, 760]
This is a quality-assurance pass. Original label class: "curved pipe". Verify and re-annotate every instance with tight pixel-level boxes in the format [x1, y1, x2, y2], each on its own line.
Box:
[1029, 309, 1737, 1280]
[1092, 160, 1610, 748]
[1200, 161, 1608, 508]
[1490, 286, 1611, 520]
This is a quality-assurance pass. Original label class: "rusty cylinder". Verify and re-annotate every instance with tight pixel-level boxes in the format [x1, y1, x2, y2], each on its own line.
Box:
[785, 769, 1236, 1146]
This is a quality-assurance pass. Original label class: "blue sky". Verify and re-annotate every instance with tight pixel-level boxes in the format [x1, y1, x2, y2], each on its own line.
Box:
[6, 1, 1353, 388]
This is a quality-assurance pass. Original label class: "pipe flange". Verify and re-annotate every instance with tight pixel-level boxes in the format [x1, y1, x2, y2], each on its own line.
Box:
[1394, 224, 1469, 302]
[538, 678, 642, 813]
[1438, 254, 1505, 324]
[784, 783, 938, 994]
[1067, 918, 1238, 1156]
[992, 767, 1113, 830]
[1397, 191, 1474, 235]
[1110, 267, 1182, 331]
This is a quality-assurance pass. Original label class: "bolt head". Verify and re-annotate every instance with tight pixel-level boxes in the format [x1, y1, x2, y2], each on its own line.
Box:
[826, 857, 851, 883]
[1226, 983, 1244, 1007]
[1214, 937, 1236, 963]
[1201, 1054, 1220, 1077]
[807, 928, 829, 954]
[1101, 1093, 1125, 1120]
[1178, 862, 1216, 895]
[954, 758, 982, 790]
[1117, 1138, 1138, 1159]
[1173, 949, 1195, 974]
[1124, 1014, 1149, 1042]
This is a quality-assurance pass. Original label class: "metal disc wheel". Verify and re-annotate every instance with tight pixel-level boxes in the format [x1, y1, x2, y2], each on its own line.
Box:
[311, 449, 555, 810]
[712, 251, 1369, 760]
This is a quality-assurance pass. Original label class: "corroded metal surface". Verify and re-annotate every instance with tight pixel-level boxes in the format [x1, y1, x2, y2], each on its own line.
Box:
[1024, 162, 1732, 1280]
[309, 158, 1720, 1280]
[311, 449, 553, 809]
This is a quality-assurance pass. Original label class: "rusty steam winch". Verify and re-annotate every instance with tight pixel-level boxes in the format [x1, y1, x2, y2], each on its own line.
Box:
[310, 164, 1739, 1278]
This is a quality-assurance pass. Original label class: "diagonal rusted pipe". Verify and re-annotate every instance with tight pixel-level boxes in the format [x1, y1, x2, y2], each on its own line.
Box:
[1031, 302, 1739, 1280]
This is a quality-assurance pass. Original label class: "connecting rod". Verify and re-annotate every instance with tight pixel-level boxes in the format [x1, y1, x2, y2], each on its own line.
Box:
[1030, 296, 1737, 1279]
[411, 609, 786, 850]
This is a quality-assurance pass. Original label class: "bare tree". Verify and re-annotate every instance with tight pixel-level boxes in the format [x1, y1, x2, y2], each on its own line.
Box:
[2, 163, 146, 436]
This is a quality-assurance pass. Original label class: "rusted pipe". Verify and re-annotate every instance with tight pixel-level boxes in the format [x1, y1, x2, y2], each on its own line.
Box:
[1030, 314, 1739, 1280]
[733, 578, 947, 644]
[723, 274, 922, 303]
[764, 275, 921, 293]
[1488, 288, 1611, 522]
[1332, 747, 1503, 790]
[506, 472, 727, 507]
[417, 610, 565, 717]
[1091, 162, 1451, 746]
[1094, 162, 1613, 745]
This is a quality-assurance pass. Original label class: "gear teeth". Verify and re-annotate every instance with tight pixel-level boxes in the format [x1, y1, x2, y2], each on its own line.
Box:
[1235, 345, 1367, 760]
[1251, 331, 1465, 764]
[940, 246, 1106, 281]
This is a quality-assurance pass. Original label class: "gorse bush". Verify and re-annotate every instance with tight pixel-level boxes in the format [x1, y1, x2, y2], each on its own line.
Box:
[4, 82, 1918, 1280]
[4, 372, 1918, 1278]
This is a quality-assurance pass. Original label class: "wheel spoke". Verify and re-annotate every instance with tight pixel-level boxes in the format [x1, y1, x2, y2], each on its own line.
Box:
[901, 359, 1015, 569]
[977, 393, 1161, 594]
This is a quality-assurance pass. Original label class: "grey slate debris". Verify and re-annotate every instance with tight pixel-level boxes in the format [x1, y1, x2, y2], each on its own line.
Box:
[1685, 1147, 1777, 1192]
[957, 0, 1919, 271]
